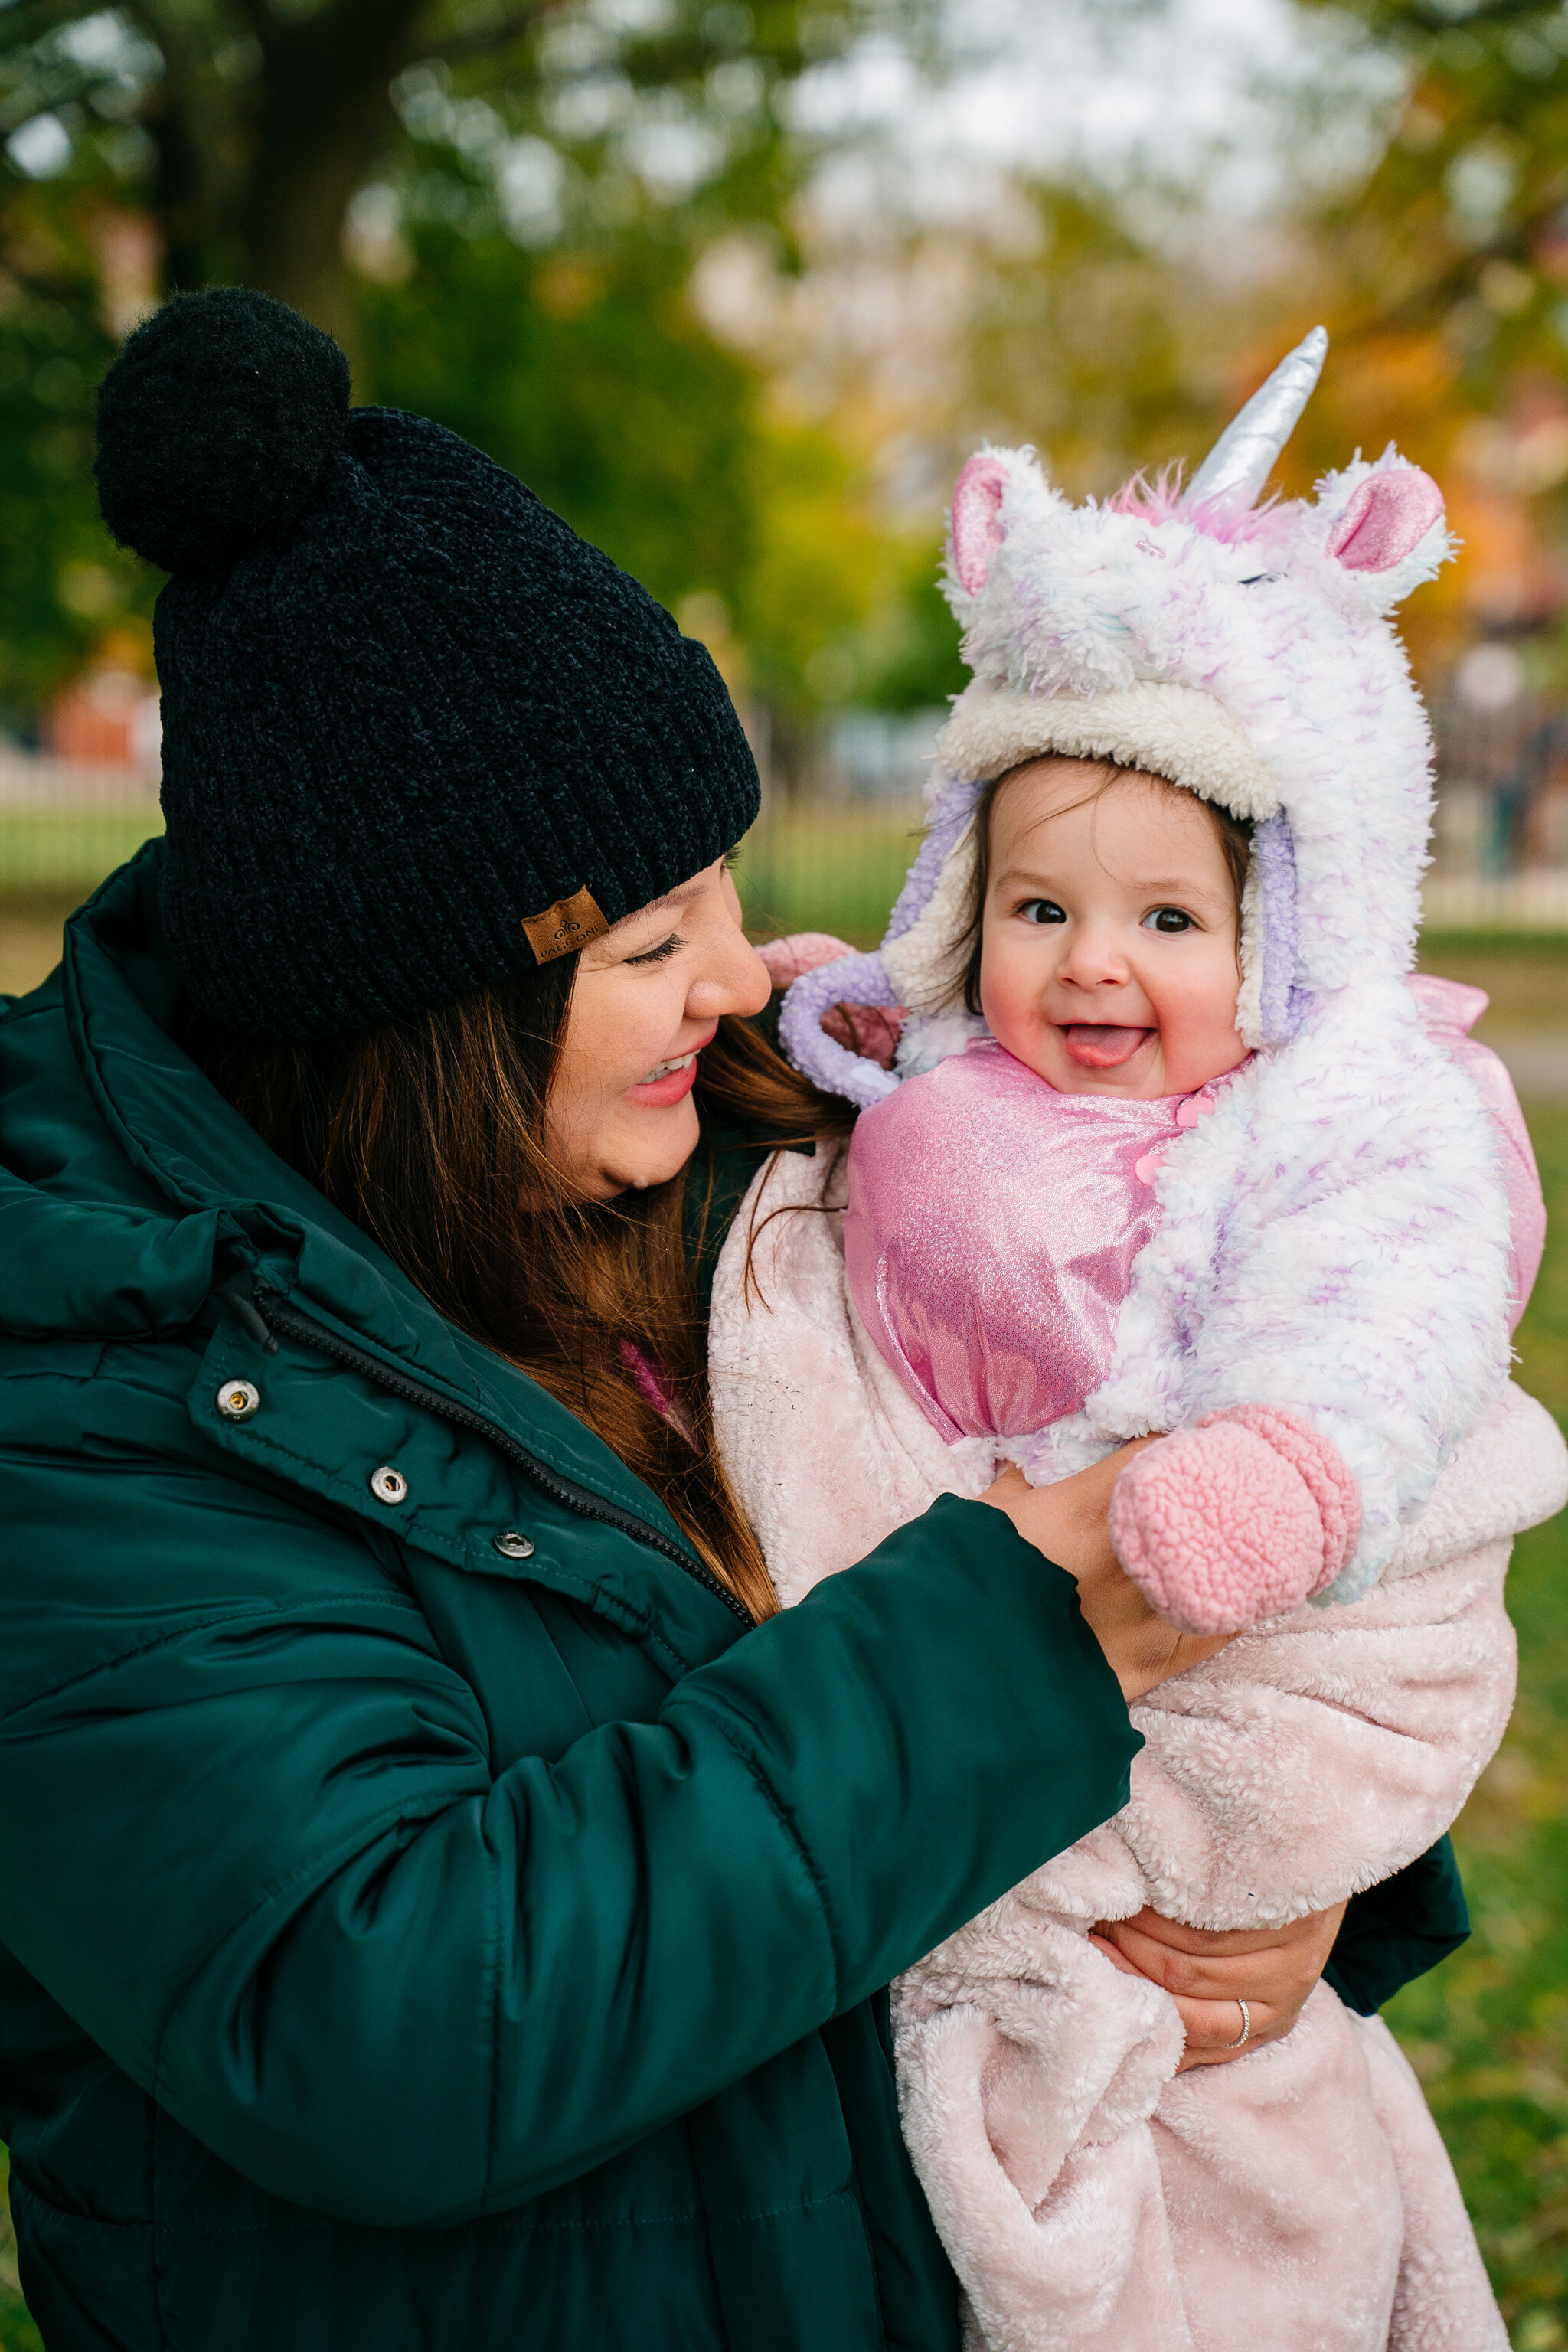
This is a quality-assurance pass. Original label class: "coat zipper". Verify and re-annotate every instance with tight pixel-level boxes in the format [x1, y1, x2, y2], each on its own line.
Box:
[230, 1278, 749, 1622]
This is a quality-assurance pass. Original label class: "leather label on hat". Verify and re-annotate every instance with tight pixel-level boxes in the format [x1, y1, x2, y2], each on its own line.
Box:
[521, 885, 610, 963]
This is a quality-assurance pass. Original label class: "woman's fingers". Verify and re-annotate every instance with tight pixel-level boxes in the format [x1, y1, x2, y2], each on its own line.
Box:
[1091, 1911, 1275, 1998]
[978, 1451, 1146, 1586]
[1087, 1900, 1351, 2067]
[979, 1449, 1234, 1701]
[1088, 1930, 1281, 2067]
[1170, 1995, 1283, 2070]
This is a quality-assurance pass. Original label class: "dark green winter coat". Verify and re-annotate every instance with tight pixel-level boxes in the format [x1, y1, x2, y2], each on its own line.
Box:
[0, 848, 1467, 2352]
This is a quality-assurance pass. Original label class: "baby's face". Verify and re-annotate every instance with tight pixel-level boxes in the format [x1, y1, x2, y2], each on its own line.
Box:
[978, 759, 1250, 1099]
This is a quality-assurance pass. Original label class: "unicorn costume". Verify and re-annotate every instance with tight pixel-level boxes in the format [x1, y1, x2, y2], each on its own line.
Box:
[708, 332, 1568, 2349]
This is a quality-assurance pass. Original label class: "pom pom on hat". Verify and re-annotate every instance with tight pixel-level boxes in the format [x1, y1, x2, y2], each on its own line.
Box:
[95, 286, 350, 577]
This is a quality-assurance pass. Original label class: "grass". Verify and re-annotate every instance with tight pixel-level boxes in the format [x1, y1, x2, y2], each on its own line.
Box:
[733, 801, 925, 949]
[1416, 943, 1568, 1034]
[0, 876, 1565, 2341]
[0, 2154, 39, 2352]
[0, 810, 158, 897]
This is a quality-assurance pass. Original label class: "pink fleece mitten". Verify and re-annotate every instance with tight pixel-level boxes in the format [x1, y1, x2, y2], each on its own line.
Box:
[1107, 1406, 1361, 1634]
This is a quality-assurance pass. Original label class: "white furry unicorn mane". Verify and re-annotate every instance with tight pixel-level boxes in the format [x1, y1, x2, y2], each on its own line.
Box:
[780, 328, 1455, 1105]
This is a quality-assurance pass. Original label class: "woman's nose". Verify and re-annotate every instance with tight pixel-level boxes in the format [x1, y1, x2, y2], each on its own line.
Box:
[688, 936, 772, 1021]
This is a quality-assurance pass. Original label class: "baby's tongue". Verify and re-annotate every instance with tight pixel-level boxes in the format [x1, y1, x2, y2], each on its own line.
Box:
[1061, 1024, 1152, 1070]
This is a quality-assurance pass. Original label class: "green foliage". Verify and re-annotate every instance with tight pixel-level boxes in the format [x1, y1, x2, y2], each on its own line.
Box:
[360, 218, 903, 710]
[0, 202, 149, 714]
[856, 542, 966, 714]
[0, 0, 936, 722]
[733, 802, 921, 942]
[0, 0, 909, 332]
[1318, 0, 1568, 399]
[362, 222, 760, 621]
[1297, 0, 1568, 675]
[734, 420, 893, 708]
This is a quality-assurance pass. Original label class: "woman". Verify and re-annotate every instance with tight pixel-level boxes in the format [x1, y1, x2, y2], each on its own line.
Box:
[0, 289, 1465, 2350]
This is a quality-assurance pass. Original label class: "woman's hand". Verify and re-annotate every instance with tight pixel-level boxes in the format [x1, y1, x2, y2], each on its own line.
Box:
[979, 1449, 1232, 1701]
[1089, 1903, 1349, 2070]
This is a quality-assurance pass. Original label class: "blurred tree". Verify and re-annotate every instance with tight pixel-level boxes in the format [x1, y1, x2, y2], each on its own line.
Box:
[0, 0, 926, 351]
[959, 187, 1228, 501]
[364, 209, 906, 728]
[0, 185, 147, 717]
[825, 183, 1240, 715]
[0, 0, 946, 717]
[365, 224, 760, 611]
[1298, 0, 1568, 674]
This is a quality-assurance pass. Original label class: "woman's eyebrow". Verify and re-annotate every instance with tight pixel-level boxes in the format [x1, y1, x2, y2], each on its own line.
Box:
[601, 887, 687, 941]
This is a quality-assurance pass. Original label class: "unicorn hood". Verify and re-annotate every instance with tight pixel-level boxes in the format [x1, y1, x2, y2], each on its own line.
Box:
[781, 328, 1455, 1106]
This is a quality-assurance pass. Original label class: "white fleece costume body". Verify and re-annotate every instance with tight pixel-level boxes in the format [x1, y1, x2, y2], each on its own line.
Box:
[711, 337, 1568, 2347]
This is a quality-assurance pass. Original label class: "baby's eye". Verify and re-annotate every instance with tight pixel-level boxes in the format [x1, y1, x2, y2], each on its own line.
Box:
[1142, 907, 1194, 934]
[1018, 898, 1067, 926]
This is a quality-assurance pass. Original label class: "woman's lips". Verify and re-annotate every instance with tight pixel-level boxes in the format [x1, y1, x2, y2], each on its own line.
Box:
[1059, 1023, 1154, 1070]
[625, 1036, 712, 1106]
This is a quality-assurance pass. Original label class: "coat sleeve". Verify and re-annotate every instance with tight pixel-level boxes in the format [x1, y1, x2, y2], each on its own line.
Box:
[1326, 1834, 1470, 2015]
[0, 1429, 1137, 2230]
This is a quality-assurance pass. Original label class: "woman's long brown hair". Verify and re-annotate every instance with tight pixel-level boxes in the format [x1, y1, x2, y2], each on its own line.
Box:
[185, 962, 846, 1623]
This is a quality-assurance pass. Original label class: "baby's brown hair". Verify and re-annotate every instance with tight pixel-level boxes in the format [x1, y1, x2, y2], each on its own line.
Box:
[957, 757, 1253, 1016]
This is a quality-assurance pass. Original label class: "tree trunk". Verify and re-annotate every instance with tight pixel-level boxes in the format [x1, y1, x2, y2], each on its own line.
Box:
[234, 0, 433, 371]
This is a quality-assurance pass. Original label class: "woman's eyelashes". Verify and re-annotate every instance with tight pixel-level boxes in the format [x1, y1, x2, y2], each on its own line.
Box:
[623, 932, 687, 966]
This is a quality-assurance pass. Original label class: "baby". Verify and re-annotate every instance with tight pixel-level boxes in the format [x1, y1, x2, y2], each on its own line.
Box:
[841, 749, 1535, 1633]
[712, 331, 1567, 2351]
[844, 750, 1341, 1632]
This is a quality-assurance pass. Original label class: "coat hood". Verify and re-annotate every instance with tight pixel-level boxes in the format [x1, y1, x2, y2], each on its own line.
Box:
[780, 330, 1455, 1106]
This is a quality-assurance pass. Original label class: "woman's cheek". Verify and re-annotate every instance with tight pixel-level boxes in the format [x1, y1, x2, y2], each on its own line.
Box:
[601, 1090, 701, 1191]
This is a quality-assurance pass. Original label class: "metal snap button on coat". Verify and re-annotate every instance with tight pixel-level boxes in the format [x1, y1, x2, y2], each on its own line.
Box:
[370, 1465, 409, 1506]
[216, 1380, 261, 1422]
[492, 1531, 535, 1560]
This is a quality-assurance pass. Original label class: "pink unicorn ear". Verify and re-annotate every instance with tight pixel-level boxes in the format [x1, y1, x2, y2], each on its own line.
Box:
[1326, 469, 1445, 573]
[951, 454, 1009, 594]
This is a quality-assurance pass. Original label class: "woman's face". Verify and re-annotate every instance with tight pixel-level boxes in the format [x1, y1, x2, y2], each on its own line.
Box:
[547, 858, 772, 1200]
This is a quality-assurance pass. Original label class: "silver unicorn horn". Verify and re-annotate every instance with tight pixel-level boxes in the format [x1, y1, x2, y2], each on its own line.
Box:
[1181, 325, 1328, 511]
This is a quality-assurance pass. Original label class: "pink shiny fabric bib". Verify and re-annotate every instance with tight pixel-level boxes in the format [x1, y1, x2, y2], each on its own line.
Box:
[845, 1040, 1201, 1445]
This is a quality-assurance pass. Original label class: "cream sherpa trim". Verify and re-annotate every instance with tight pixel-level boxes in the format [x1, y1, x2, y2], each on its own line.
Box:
[933, 680, 1282, 820]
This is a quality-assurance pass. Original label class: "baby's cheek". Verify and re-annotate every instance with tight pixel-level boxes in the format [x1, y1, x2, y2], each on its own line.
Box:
[978, 942, 1027, 1050]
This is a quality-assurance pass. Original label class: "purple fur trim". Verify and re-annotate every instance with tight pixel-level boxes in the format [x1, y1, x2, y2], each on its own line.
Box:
[884, 778, 983, 944]
[1253, 812, 1302, 1044]
[778, 952, 902, 1109]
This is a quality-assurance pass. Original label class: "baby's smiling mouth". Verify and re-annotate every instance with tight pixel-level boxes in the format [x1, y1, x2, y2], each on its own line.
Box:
[1059, 1024, 1153, 1070]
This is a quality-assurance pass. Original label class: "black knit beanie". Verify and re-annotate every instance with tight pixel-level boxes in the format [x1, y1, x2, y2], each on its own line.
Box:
[93, 286, 760, 1041]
